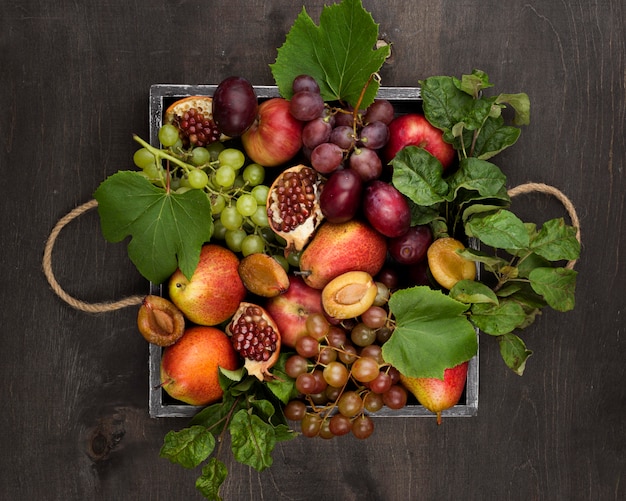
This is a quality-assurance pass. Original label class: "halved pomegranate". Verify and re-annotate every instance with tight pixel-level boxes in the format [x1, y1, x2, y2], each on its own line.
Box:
[164, 96, 223, 147]
[226, 302, 281, 381]
[266, 164, 325, 254]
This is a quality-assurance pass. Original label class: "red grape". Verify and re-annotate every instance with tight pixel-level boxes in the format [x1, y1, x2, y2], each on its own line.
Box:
[349, 147, 382, 181]
[310, 142, 344, 174]
[290, 91, 324, 121]
[292, 74, 320, 94]
[358, 121, 389, 150]
[364, 99, 395, 125]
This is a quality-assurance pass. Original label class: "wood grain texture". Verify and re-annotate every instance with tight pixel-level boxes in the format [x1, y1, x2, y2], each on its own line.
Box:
[1, 0, 624, 499]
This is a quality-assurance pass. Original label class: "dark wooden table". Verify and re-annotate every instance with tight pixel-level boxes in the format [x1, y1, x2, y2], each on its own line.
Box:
[2, 1, 624, 499]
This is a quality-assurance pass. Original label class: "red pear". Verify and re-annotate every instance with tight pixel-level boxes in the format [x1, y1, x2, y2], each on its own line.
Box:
[160, 326, 240, 406]
[298, 220, 387, 289]
[400, 361, 469, 425]
[168, 244, 246, 326]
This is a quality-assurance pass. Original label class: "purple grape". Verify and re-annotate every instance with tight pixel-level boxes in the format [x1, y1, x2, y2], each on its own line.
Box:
[349, 147, 382, 182]
[362, 180, 411, 238]
[364, 99, 395, 125]
[310, 142, 344, 174]
[319, 169, 363, 223]
[292, 74, 320, 94]
[211, 76, 258, 137]
[330, 125, 356, 150]
[289, 91, 325, 121]
[358, 121, 389, 150]
[302, 117, 333, 150]
[334, 110, 356, 127]
[388, 225, 433, 264]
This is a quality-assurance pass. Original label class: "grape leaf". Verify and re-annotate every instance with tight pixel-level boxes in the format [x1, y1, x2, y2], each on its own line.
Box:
[270, 0, 390, 109]
[382, 286, 478, 379]
[94, 171, 213, 284]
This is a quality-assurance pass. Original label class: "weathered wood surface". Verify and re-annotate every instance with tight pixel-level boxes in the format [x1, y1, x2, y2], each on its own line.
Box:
[1, 1, 624, 499]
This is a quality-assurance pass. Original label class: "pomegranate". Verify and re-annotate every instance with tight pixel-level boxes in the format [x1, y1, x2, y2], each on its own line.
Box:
[226, 302, 281, 381]
[163, 96, 222, 147]
[266, 164, 325, 254]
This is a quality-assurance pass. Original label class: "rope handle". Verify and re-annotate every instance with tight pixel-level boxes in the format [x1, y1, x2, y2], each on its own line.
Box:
[43, 183, 581, 313]
[42, 199, 144, 313]
[507, 182, 581, 270]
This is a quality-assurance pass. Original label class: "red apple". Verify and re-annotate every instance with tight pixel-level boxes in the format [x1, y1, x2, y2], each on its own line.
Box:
[160, 326, 240, 405]
[241, 97, 304, 167]
[383, 113, 455, 169]
[264, 274, 324, 347]
[168, 244, 246, 326]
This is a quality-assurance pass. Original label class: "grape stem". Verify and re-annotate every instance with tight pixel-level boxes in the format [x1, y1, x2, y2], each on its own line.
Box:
[133, 134, 194, 175]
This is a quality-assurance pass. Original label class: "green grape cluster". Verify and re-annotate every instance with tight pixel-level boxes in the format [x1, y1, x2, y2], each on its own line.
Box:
[132, 125, 285, 258]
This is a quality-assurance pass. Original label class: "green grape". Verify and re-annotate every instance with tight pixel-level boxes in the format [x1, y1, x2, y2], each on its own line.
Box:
[220, 206, 243, 231]
[259, 226, 276, 243]
[210, 194, 226, 215]
[169, 177, 181, 191]
[225, 229, 246, 253]
[170, 138, 184, 155]
[218, 148, 245, 170]
[233, 175, 246, 190]
[251, 206, 269, 227]
[287, 250, 302, 268]
[133, 148, 156, 169]
[251, 184, 270, 205]
[242, 163, 265, 186]
[158, 124, 180, 147]
[241, 234, 266, 256]
[188, 168, 209, 189]
[175, 186, 191, 194]
[212, 219, 227, 240]
[143, 162, 162, 180]
[235, 194, 258, 217]
[206, 141, 225, 161]
[214, 165, 236, 187]
[191, 147, 210, 166]
[272, 254, 289, 272]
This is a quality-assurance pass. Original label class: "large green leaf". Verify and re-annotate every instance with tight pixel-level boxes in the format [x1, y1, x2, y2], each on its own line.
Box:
[382, 286, 478, 379]
[160, 426, 215, 469]
[270, 0, 390, 108]
[391, 146, 449, 206]
[94, 170, 213, 284]
[230, 410, 276, 472]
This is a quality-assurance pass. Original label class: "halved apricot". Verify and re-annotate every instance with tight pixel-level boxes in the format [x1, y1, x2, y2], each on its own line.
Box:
[427, 237, 476, 290]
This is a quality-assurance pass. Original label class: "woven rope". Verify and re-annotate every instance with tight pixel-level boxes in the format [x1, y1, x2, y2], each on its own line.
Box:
[507, 182, 581, 269]
[42, 199, 144, 313]
[43, 182, 581, 312]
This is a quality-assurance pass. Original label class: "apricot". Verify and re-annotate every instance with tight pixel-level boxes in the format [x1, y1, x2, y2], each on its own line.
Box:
[427, 237, 476, 290]
[137, 295, 186, 347]
[322, 271, 378, 320]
